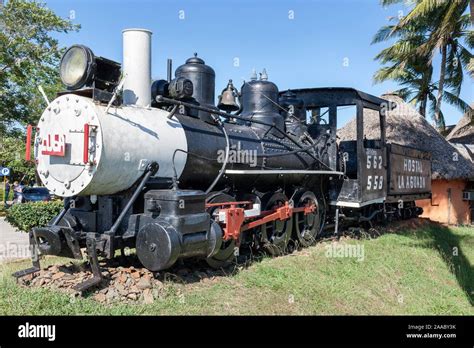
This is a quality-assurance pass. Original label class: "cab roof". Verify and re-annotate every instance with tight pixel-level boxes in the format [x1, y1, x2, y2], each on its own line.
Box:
[280, 87, 390, 111]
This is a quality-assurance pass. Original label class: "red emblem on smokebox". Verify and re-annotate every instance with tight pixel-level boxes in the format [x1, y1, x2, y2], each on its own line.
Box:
[41, 134, 66, 156]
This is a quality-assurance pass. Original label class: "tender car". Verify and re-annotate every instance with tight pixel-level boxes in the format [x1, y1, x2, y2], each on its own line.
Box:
[19, 187, 51, 203]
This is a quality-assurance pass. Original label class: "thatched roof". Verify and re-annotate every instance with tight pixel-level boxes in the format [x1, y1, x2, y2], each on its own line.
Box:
[451, 143, 474, 164]
[446, 107, 474, 144]
[338, 94, 474, 180]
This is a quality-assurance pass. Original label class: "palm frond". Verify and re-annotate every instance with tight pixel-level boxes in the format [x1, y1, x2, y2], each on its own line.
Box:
[375, 38, 429, 64]
[397, 0, 446, 28]
[464, 28, 474, 48]
[444, 45, 464, 94]
[392, 87, 415, 101]
[427, 92, 445, 128]
[467, 57, 474, 78]
[373, 66, 408, 83]
[372, 25, 397, 44]
[457, 44, 474, 67]
[380, 0, 406, 6]
[442, 89, 473, 114]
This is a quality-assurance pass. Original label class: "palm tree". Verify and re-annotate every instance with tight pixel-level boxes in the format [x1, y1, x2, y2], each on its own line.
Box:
[377, 0, 473, 130]
[373, 61, 470, 129]
[372, 22, 471, 126]
[373, 63, 433, 118]
[372, 20, 433, 116]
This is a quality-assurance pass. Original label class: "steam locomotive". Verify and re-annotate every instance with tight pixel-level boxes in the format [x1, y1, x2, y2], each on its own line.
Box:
[14, 29, 432, 292]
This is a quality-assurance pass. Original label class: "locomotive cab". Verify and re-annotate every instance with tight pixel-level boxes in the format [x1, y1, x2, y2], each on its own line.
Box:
[302, 88, 389, 208]
[293, 88, 431, 225]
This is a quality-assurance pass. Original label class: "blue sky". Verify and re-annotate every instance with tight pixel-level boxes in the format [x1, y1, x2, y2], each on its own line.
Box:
[42, 0, 472, 127]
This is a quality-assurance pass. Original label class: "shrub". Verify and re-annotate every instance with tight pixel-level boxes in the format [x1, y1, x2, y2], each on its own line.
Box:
[6, 200, 64, 232]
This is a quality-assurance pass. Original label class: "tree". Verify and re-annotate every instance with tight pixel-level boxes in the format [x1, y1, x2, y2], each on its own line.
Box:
[0, 0, 79, 134]
[404, 1, 473, 130]
[372, 20, 471, 126]
[375, 0, 473, 130]
[0, 133, 36, 183]
[372, 20, 434, 116]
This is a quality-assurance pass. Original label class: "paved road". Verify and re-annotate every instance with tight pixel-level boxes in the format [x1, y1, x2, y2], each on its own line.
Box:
[0, 217, 31, 262]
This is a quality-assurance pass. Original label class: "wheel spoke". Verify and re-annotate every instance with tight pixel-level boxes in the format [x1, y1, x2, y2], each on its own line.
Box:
[293, 191, 320, 247]
[260, 192, 292, 255]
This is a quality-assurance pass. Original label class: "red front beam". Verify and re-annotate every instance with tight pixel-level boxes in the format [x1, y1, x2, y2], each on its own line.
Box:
[83, 123, 90, 164]
[25, 125, 33, 161]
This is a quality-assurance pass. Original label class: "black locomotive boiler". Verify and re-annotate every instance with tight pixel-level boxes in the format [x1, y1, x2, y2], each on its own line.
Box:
[15, 29, 432, 292]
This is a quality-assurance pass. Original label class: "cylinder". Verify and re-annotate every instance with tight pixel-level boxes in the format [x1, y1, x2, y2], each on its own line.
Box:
[122, 28, 152, 107]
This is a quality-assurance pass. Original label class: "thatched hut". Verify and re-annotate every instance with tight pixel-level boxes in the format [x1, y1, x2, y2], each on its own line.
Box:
[447, 107, 474, 224]
[446, 107, 474, 165]
[447, 107, 474, 144]
[338, 93, 474, 225]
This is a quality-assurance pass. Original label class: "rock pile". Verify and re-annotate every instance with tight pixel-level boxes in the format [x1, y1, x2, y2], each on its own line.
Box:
[17, 258, 230, 304]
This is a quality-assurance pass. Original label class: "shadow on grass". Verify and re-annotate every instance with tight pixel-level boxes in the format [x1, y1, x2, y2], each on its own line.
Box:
[398, 223, 473, 306]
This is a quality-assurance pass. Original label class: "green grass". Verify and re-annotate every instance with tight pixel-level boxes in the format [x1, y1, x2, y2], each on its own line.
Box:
[0, 223, 472, 315]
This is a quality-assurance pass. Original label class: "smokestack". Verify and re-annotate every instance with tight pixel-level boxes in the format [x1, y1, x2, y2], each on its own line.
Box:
[122, 28, 152, 107]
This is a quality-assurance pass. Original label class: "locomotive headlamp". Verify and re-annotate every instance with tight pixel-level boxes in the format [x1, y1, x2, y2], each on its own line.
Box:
[60, 45, 121, 92]
[60, 45, 95, 90]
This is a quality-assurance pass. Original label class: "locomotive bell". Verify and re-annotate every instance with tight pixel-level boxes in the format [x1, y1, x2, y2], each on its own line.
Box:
[217, 79, 239, 112]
